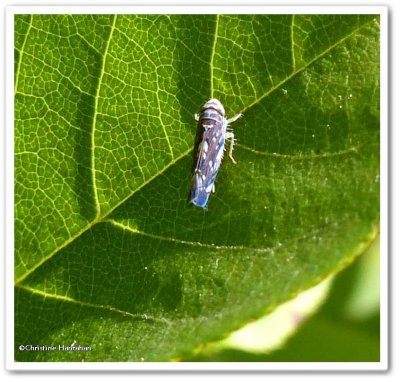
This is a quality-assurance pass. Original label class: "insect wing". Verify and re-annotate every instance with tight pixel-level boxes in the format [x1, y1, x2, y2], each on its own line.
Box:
[190, 121, 225, 208]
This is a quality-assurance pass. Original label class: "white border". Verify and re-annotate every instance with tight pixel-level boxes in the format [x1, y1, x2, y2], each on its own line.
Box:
[4, 1, 388, 372]
[7, 4, 389, 15]
[380, 4, 389, 373]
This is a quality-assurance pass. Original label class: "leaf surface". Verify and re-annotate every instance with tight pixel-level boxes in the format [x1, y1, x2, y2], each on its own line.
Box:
[14, 14, 380, 361]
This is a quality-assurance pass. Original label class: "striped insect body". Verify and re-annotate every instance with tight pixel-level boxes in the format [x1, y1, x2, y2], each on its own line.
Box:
[190, 98, 242, 209]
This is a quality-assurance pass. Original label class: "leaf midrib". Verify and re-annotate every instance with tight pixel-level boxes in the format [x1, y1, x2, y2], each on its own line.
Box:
[15, 16, 373, 286]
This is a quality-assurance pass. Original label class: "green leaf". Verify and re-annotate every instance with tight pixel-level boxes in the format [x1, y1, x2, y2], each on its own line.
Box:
[14, 14, 380, 361]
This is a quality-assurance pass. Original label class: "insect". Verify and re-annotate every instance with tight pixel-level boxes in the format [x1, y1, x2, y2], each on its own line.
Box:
[189, 98, 242, 209]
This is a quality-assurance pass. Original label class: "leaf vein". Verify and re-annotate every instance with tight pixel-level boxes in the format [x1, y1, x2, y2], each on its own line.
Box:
[14, 14, 33, 95]
[237, 143, 359, 160]
[210, 14, 219, 98]
[241, 19, 372, 114]
[291, 14, 296, 70]
[105, 219, 275, 253]
[17, 284, 172, 326]
[91, 14, 117, 217]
